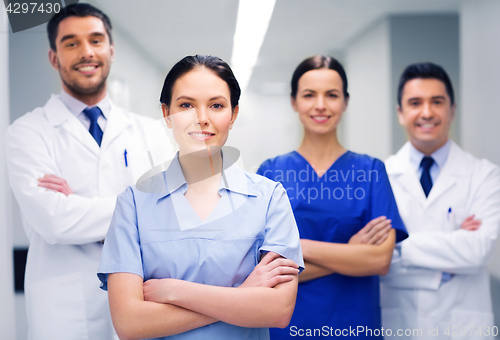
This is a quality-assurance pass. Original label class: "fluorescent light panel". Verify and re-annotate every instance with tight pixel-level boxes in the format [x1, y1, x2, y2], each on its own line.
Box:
[231, 0, 276, 93]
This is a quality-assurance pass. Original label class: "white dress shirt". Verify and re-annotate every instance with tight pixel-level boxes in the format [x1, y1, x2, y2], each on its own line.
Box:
[59, 89, 109, 132]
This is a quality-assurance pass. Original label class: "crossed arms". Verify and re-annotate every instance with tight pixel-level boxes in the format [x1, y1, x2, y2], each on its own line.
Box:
[107, 252, 299, 340]
[299, 216, 396, 282]
[5, 119, 116, 244]
[383, 165, 500, 289]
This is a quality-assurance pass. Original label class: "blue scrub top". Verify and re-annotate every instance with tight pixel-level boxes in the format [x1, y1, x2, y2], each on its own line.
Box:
[98, 152, 304, 340]
[257, 151, 408, 339]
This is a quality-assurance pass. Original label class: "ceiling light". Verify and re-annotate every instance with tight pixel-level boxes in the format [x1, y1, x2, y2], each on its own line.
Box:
[231, 0, 276, 93]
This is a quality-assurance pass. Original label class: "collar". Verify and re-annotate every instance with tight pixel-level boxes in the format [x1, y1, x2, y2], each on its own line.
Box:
[59, 89, 111, 119]
[387, 140, 468, 176]
[157, 149, 256, 200]
[409, 139, 451, 172]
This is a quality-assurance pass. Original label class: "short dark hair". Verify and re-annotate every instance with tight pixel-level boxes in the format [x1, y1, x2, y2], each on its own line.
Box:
[291, 55, 349, 99]
[397, 62, 455, 107]
[47, 3, 113, 51]
[160, 55, 241, 110]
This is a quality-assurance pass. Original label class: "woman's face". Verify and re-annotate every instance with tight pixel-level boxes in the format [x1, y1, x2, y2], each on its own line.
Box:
[163, 67, 238, 156]
[292, 69, 348, 135]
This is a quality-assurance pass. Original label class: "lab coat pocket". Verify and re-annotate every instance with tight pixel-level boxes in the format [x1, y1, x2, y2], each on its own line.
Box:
[450, 309, 495, 339]
[448, 208, 469, 231]
[27, 272, 88, 340]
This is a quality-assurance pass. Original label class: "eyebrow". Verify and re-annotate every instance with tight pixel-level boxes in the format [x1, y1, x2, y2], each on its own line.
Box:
[302, 89, 341, 93]
[59, 34, 76, 44]
[208, 96, 228, 101]
[59, 32, 106, 44]
[407, 95, 446, 101]
[175, 96, 195, 101]
[175, 96, 228, 101]
[431, 96, 446, 100]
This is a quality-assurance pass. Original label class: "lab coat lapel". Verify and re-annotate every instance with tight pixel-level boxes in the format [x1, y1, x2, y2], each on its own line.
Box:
[389, 143, 427, 207]
[100, 102, 133, 151]
[44, 95, 100, 157]
[425, 142, 465, 207]
[397, 168, 427, 207]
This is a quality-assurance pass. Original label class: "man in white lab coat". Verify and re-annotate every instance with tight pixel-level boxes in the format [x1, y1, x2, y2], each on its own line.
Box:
[380, 62, 500, 339]
[5, 4, 173, 340]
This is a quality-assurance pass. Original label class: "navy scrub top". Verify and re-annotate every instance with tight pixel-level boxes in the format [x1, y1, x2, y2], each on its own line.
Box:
[258, 151, 408, 339]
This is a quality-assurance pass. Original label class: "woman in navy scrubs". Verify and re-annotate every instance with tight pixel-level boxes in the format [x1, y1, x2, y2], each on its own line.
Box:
[258, 55, 408, 339]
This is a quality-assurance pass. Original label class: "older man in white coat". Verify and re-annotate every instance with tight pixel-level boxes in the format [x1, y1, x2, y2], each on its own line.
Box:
[5, 4, 173, 340]
[381, 62, 500, 339]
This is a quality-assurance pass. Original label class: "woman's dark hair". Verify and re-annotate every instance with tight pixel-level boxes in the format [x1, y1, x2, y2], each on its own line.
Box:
[397, 62, 455, 107]
[291, 55, 349, 99]
[47, 3, 113, 51]
[160, 55, 241, 110]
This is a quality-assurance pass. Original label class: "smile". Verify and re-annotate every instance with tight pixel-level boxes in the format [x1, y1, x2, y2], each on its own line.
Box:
[310, 115, 331, 123]
[417, 122, 439, 129]
[75, 65, 99, 74]
[188, 131, 215, 141]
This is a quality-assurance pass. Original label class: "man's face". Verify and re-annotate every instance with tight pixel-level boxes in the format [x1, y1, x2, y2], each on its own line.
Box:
[49, 16, 114, 99]
[398, 78, 456, 155]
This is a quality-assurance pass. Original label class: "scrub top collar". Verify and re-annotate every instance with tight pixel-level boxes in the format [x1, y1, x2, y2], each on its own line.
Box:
[158, 149, 257, 201]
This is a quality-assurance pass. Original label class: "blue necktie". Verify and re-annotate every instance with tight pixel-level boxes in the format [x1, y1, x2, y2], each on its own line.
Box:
[83, 107, 103, 146]
[420, 156, 434, 198]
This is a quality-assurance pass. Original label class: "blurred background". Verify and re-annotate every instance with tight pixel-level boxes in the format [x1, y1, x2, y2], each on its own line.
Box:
[1, 0, 500, 338]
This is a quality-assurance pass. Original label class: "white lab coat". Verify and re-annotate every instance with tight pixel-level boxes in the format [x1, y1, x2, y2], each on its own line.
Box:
[5, 94, 174, 340]
[380, 141, 500, 339]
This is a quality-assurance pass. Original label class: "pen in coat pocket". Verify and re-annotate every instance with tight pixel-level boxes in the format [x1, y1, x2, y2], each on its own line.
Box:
[124, 149, 128, 167]
[447, 207, 452, 221]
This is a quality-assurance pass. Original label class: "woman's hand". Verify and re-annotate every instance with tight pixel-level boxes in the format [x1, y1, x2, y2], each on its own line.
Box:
[239, 251, 299, 288]
[143, 278, 176, 304]
[348, 216, 392, 245]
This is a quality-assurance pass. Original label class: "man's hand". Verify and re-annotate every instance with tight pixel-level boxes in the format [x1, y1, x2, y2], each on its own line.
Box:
[38, 174, 74, 196]
[348, 216, 392, 245]
[239, 251, 299, 288]
[460, 215, 481, 231]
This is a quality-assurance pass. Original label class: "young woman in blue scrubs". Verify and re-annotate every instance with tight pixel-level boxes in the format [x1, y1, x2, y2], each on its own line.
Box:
[97, 55, 304, 340]
[258, 55, 408, 339]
